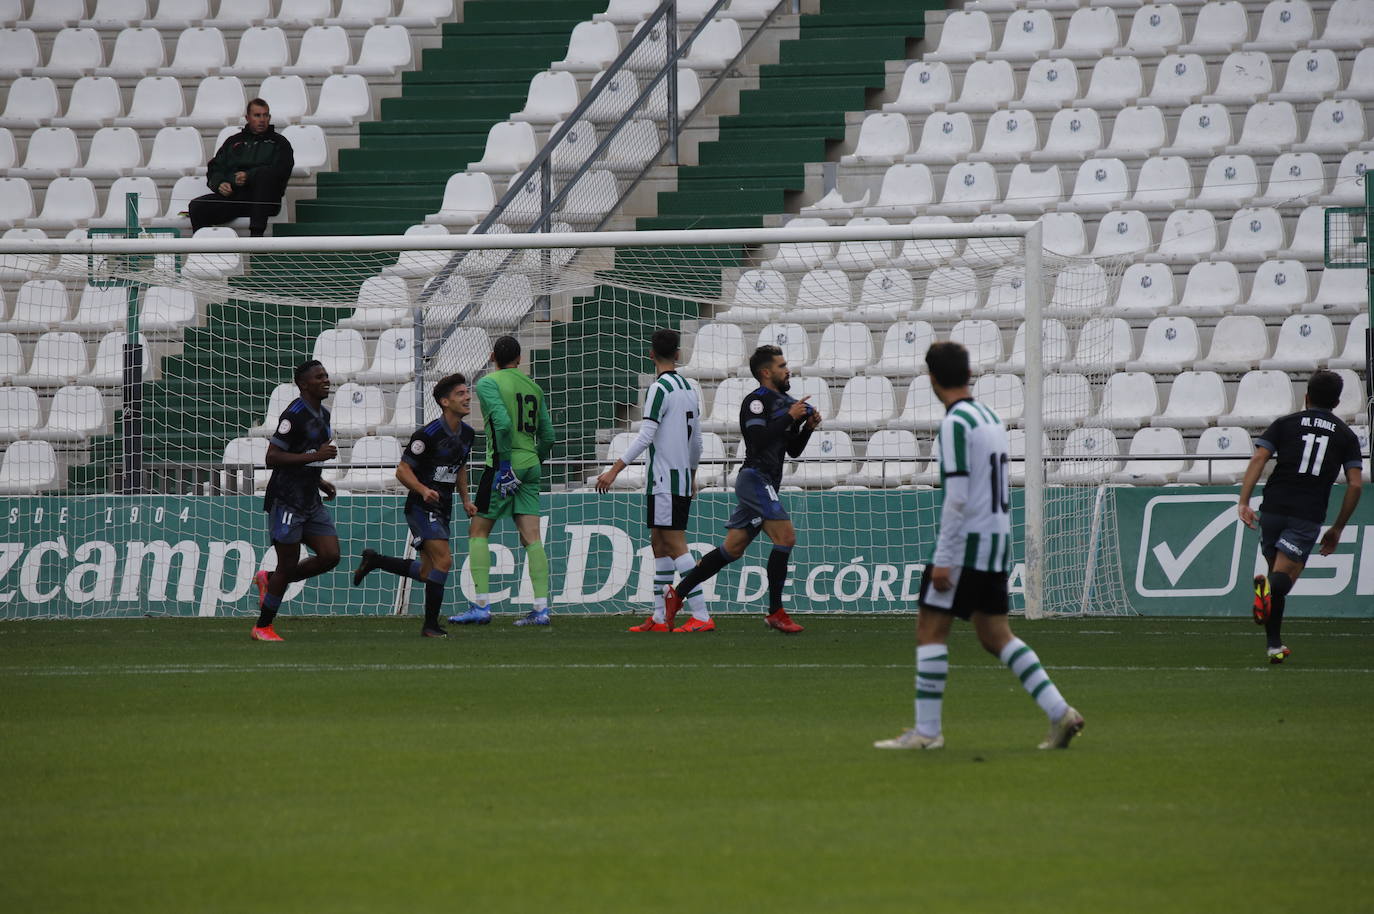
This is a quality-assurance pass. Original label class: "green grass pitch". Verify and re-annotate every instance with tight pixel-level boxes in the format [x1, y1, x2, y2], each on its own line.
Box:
[2, 614, 1371, 913]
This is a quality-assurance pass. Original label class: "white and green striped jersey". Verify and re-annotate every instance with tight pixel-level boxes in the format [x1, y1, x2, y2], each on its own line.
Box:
[622, 370, 702, 497]
[932, 398, 1013, 573]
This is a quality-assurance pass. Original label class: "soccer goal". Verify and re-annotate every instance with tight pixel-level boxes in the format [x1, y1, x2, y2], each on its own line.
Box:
[0, 221, 1133, 619]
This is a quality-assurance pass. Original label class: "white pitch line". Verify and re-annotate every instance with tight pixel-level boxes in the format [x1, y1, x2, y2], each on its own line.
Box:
[2, 662, 1373, 678]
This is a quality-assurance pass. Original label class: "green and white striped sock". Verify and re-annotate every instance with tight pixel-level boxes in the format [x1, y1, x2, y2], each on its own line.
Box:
[999, 638, 1069, 721]
[652, 556, 674, 624]
[915, 643, 948, 738]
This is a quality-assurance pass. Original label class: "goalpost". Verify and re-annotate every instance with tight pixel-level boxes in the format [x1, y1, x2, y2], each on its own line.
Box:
[0, 221, 1133, 619]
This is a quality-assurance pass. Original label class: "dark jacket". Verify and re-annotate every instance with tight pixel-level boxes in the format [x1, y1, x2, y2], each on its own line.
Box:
[206, 126, 294, 199]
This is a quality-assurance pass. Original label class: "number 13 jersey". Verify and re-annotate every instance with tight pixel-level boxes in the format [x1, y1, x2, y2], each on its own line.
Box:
[475, 367, 555, 471]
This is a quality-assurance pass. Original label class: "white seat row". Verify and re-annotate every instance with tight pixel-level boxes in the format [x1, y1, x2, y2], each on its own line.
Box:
[0, 73, 371, 129]
[0, 23, 414, 79]
[890, 49, 1374, 119]
[594, 0, 779, 25]
[692, 365, 1366, 442]
[0, 149, 326, 229]
[871, 100, 1366, 172]
[711, 256, 1360, 328]
[510, 66, 701, 126]
[423, 169, 622, 228]
[596, 424, 1282, 489]
[682, 311, 1370, 381]
[928, 1, 1374, 64]
[0, 330, 135, 386]
[4, 1, 453, 31]
[843, 123, 1370, 209]
[552, 16, 744, 73]
[3, 123, 329, 183]
[248, 376, 449, 442]
[0, 384, 110, 441]
[222, 432, 410, 494]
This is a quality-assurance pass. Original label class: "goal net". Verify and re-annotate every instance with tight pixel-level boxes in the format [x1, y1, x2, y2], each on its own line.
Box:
[0, 223, 1133, 619]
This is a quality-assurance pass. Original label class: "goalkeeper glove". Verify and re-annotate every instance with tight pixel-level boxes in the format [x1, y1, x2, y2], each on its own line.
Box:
[494, 461, 521, 496]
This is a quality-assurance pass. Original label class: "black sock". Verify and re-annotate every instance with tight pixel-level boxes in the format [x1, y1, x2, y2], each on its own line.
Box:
[375, 554, 418, 578]
[1266, 571, 1293, 648]
[257, 589, 281, 628]
[767, 546, 792, 611]
[424, 581, 444, 629]
[678, 547, 737, 596]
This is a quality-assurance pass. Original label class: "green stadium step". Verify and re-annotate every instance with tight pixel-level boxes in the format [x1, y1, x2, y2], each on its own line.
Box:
[653, 189, 784, 216]
[737, 86, 868, 116]
[273, 220, 417, 237]
[695, 137, 828, 164]
[778, 35, 911, 64]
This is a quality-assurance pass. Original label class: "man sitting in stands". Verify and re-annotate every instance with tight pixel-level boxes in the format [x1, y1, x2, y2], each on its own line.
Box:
[189, 98, 294, 238]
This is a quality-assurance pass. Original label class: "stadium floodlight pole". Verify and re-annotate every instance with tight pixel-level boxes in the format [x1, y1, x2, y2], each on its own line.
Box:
[1022, 218, 1046, 620]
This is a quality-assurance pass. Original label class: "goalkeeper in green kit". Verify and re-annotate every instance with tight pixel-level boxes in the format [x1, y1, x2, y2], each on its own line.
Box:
[449, 336, 557, 626]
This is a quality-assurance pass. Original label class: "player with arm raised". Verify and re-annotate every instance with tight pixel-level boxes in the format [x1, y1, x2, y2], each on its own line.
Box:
[251, 359, 341, 641]
[875, 342, 1084, 751]
[449, 336, 557, 627]
[351, 373, 477, 638]
[595, 329, 708, 632]
[664, 344, 818, 634]
[1237, 369, 1363, 664]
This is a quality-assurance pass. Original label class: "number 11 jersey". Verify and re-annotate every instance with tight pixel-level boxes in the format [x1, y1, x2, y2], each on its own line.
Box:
[1256, 408, 1362, 523]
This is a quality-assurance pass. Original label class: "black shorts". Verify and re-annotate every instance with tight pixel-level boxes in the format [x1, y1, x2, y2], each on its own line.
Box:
[918, 566, 1010, 620]
[646, 490, 693, 530]
[1259, 512, 1321, 564]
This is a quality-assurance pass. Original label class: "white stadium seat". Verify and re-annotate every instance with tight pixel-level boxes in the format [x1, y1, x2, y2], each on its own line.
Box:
[38, 385, 107, 442]
[1178, 426, 1253, 484]
[681, 322, 745, 380]
[1261, 314, 1335, 372]
[1112, 426, 1188, 486]
[1196, 314, 1271, 372]
[0, 440, 60, 493]
[345, 24, 413, 77]
[1221, 370, 1294, 426]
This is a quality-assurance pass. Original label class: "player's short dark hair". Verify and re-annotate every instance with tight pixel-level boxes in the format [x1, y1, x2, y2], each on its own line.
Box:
[492, 335, 521, 367]
[926, 341, 971, 389]
[1308, 369, 1343, 410]
[293, 359, 323, 385]
[651, 328, 680, 361]
[245, 97, 269, 115]
[433, 373, 467, 406]
[749, 344, 783, 381]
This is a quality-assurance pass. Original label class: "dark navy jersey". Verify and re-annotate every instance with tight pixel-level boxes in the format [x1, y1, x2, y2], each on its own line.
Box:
[1257, 408, 1362, 523]
[738, 385, 813, 488]
[264, 397, 332, 512]
[401, 417, 476, 520]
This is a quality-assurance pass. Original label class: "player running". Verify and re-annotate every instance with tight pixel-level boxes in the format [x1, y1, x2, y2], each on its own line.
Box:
[449, 336, 557, 627]
[595, 329, 707, 632]
[351, 373, 477, 638]
[1237, 369, 1363, 664]
[874, 342, 1084, 751]
[664, 344, 818, 634]
[252, 359, 341, 641]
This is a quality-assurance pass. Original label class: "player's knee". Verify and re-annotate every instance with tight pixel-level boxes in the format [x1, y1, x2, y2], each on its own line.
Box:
[432, 552, 453, 573]
[773, 529, 796, 549]
[316, 548, 341, 570]
[1269, 570, 1294, 597]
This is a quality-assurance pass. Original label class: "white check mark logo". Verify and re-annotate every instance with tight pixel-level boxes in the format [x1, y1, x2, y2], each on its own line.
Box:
[1151, 506, 1240, 586]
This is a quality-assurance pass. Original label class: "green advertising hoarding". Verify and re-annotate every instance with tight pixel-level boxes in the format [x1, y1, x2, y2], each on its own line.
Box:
[2, 487, 1370, 618]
